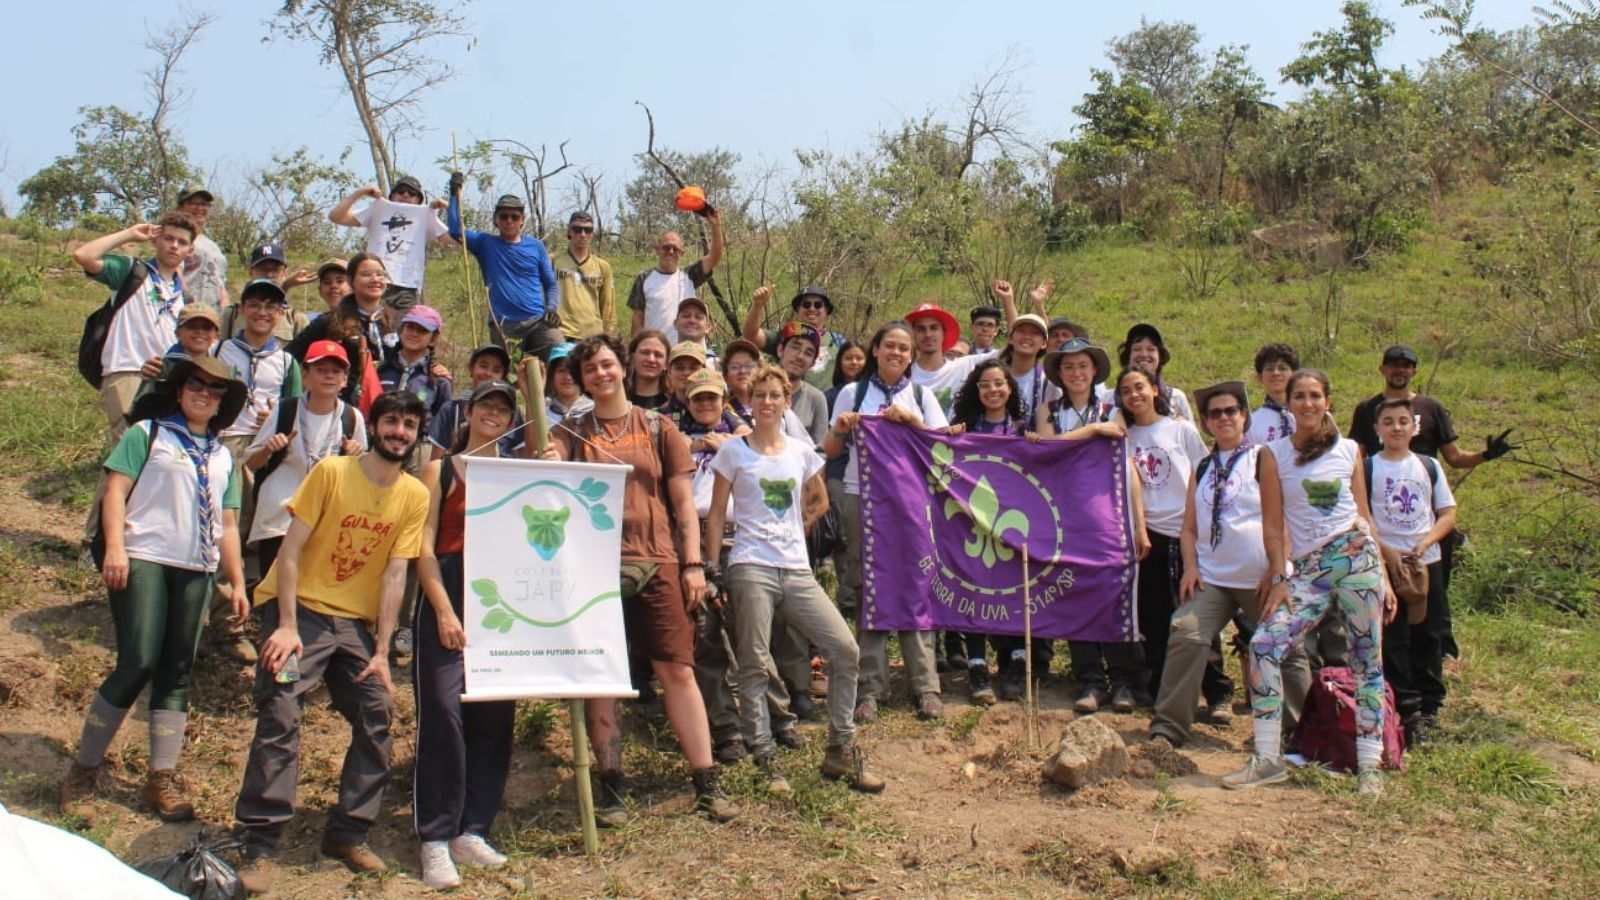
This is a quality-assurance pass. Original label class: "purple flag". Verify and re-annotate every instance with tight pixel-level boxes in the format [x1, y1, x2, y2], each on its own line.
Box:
[858, 417, 1139, 641]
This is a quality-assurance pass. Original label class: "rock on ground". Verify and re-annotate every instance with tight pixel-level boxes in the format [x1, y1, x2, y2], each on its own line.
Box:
[1041, 717, 1129, 790]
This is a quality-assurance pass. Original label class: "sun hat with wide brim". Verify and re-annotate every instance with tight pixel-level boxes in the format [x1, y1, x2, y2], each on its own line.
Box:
[1043, 337, 1112, 391]
[904, 303, 961, 352]
[128, 355, 248, 432]
[1190, 380, 1250, 437]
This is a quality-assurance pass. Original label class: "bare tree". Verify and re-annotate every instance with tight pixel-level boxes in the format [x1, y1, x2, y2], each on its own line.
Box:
[145, 10, 215, 205]
[571, 169, 607, 240]
[270, 0, 471, 192]
[484, 138, 571, 239]
[951, 51, 1029, 179]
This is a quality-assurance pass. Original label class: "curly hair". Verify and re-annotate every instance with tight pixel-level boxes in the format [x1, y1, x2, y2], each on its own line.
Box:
[1114, 366, 1171, 418]
[571, 334, 628, 396]
[951, 359, 1023, 428]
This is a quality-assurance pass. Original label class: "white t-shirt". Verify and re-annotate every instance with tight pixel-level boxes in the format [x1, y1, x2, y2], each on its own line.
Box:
[102, 266, 184, 377]
[911, 350, 997, 417]
[635, 266, 701, 343]
[354, 198, 449, 290]
[1050, 394, 1113, 432]
[247, 400, 368, 544]
[1269, 436, 1361, 559]
[1127, 417, 1209, 538]
[709, 434, 825, 571]
[1369, 453, 1456, 564]
[117, 422, 234, 571]
[831, 379, 949, 494]
[1008, 362, 1060, 427]
[183, 234, 228, 307]
[1247, 402, 1296, 447]
[1193, 444, 1270, 589]
[215, 337, 299, 439]
[690, 438, 736, 521]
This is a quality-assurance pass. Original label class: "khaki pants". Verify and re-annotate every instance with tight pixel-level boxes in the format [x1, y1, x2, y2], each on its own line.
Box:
[838, 490, 939, 701]
[208, 435, 255, 642]
[99, 371, 143, 441]
[1151, 583, 1311, 745]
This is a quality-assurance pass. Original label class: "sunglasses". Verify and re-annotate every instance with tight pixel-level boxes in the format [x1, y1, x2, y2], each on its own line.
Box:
[1206, 405, 1243, 419]
[570, 225, 594, 234]
[659, 245, 684, 254]
[796, 300, 828, 310]
[184, 376, 229, 398]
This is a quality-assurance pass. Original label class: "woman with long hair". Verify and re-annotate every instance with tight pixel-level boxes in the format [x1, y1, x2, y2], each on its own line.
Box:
[1225, 369, 1396, 796]
[624, 329, 672, 411]
[823, 322, 948, 722]
[1114, 324, 1192, 421]
[822, 340, 867, 617]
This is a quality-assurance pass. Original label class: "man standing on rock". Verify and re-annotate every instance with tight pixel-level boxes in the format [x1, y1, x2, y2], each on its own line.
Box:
[233, 391, 430, 894]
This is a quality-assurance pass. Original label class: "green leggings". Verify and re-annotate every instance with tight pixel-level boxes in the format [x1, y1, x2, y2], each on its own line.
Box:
[99, 558, 213, 712]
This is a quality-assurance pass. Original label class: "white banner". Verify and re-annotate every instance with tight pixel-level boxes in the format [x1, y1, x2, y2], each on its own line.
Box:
[461, 457, 635, 701]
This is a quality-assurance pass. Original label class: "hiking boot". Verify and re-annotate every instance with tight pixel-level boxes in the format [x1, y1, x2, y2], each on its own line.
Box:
[1074, 685, 1107, 714]
[59, 762, 99, 823]
[915, 691, 944, 720]
[391, 627, 414, 659]
[595, 771, 629, 828]
[997, 670, 1025, 702]
[420, 840, 461, 890]
[1110, 684, 1136, 714]
[791, 693, 826, 723]
[1203, 698, 1234, 724]
[774, 726, 806, 750]
[1221, 755, 1289, 790]
[821, 743, 887, 794]
[853, 697, 879, 725]
[449, 833, 508, 868]
[968, 665, 997, 706]
[755, 754, 791, 795]
[220, 635, 258, 665]
[691, 767, 739, 822]
[714, 736, 748, 764]
[320, 835, 387, 873]
[1357, 768, 1385, 798]
[237, 849, 279, 895]
[142, 769, 195, 822]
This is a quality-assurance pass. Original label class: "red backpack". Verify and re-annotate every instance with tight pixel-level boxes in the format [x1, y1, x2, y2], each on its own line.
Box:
[1291, 666, 1406, 772]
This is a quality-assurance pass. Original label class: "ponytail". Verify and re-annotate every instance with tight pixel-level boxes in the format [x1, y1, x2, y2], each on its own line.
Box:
[1288, 369, 1339, 465]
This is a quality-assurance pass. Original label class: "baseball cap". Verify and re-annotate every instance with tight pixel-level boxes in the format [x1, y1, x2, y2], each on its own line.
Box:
[469, 379, 518, 406]
[176, 305, 221, 330]
[546, 341, 578, 363]
[493, 194, 526, 212]
[316, 258, 348, 279]
[469, 344, 513, 373]
[240, 278, 288, 305]
[669, 341, 707, 366]
[176, 186, 215, 205]
[399, 305, 444, 333]
[568, 211, 595, 225]
[676, 296, 709, 317]
[304, 339, 350, 368]
[685, 369, 727, 399]
[1010, 314, 1048, 336]
[1382, 344, 1419, 365]
[391, 174, 424, 198]
[248, 242, 287, 268]
[776, 320, 822, 350]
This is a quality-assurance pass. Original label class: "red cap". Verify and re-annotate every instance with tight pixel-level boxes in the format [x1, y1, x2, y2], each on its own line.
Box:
[905, 303, 960, 352]
[304, 339, 350, 368]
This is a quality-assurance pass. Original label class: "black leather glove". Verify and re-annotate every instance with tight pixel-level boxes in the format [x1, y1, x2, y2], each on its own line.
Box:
[1483, 428, 1519, 461]
[541, 307, 562, 330]
[448, 171, 465, 195]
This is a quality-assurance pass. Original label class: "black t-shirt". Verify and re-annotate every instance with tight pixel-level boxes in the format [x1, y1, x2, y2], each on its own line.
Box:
[1348, 393, 1459, 458]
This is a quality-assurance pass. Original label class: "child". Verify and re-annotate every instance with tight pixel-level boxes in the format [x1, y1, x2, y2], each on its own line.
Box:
[308, 259, 349, 321]
[222, 243, 314, 340]
[1369, 397, 1457, 744]
[428, 345, 527, 459]
[378, 305, 454, 451]
[1247, 343, 1299, 446]
[134, 304, 221, 402]
[673, 297, 719, 370]
[543, 342, 594, 426]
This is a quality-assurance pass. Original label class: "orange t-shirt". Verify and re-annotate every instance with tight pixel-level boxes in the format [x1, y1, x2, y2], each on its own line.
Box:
[555, 407, 693, 563]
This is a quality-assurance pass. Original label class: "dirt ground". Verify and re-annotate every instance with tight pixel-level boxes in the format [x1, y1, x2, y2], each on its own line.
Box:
[0, 474, 1590, 898]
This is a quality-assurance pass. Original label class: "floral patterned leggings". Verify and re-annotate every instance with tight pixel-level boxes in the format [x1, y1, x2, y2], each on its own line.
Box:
[1248, 529, 1386, 741]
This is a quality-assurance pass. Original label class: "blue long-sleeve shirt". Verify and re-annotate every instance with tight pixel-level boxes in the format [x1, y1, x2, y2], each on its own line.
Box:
[448, 194, 560, 321]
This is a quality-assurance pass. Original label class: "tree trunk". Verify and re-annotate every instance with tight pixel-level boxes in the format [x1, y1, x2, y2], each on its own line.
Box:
[332, 11, 393, 192]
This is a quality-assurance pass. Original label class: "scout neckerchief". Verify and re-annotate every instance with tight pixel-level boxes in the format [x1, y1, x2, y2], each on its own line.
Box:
[226, 335, 280, 394]
[298, 400, 344, 467]
[156, 414, 219, 570]
[1260, 396, 1292, 441]
[728, 396, 753, 427]
[145, 261, 184, 323]
[868, 372, 910, 413]
[1205, 444, 1250, 550]
[388, 351, 435, 405]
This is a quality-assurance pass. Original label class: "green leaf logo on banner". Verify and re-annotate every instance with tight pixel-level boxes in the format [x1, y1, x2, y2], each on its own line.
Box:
[483, 607, 515, 633]
[521, 505, 571, 560]
[471, 578, 502, 608]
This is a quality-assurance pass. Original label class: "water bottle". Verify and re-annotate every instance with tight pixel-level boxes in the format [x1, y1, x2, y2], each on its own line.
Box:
[275, 651, 301, 684]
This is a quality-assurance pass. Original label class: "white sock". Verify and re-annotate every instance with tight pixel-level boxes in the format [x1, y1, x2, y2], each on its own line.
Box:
[1253, 717, 1282, 761]
[1356, 736, 1383, 770]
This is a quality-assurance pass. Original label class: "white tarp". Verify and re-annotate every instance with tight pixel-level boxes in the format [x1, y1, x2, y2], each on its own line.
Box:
[461, 457, 634, 701]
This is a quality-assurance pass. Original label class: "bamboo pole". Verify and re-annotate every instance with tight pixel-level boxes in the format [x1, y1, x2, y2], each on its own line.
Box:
[523, 359, 599, 857]
[1022, 548, 1037, 751]
[451, 132, 486, 348]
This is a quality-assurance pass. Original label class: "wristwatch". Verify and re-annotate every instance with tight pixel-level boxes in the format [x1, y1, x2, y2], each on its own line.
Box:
[1270, 574, 1290, 586]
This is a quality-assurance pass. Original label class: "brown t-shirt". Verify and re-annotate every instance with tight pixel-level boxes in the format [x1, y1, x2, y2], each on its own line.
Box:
[555, 406, 693, 563]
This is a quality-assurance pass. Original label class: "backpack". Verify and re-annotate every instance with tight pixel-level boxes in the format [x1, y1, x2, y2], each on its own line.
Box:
[1291, 666, 1406, 773]
[850, 380, 927, 414]
[77, 260, 151, 388]
[252, 397, 359, 502]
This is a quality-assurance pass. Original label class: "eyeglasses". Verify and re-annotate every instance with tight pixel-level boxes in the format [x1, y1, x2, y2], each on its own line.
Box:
[796, 299, 828, 310]
[184, 376, 229, 398]
[1206, 405, 1243, 419]
[726, 363, 757, 375]
[570, 225, 594, 234]
[241, 298, 282, 310]
[659, 245, 684, 255]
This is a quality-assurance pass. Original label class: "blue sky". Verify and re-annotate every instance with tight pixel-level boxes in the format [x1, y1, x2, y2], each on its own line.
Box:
[0, 0, 1537, 214]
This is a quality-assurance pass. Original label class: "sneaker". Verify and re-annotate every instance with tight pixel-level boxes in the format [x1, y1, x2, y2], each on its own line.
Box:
[1110, 684, 1136, 714]
[142, 769, 195, 822]
[59, 762, 99, 824]
[755, 755, 791, 795]
[690, 767, 740, 822]
[449, 833, 508, 868]
[1203, 698, 1234, 724]
[997, 670, 1025, 702]
[714, 736, 748, 764]
[595, 771, 629, 828]
[420, 840, 461, 890]
[821, 743, 887, 794]
[968, 665, 997, 706]
[916, 691, 944, 720]
[392, 627, 414, 658]
[853, 697, 879, 725]
[774, 727, 806, 750]
[1221, 755, 1290, 790]
[1357, 768, 1385, 797]
[1074, 685, 1107, 714]
[320, 835, 387, 873]
[237, 849, 279, 896]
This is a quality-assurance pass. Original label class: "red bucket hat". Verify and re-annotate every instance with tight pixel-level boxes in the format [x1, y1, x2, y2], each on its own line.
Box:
[904, 303, 960, 352]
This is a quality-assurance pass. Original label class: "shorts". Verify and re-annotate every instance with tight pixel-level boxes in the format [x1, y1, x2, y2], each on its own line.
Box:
[623, 562, 693, 667]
